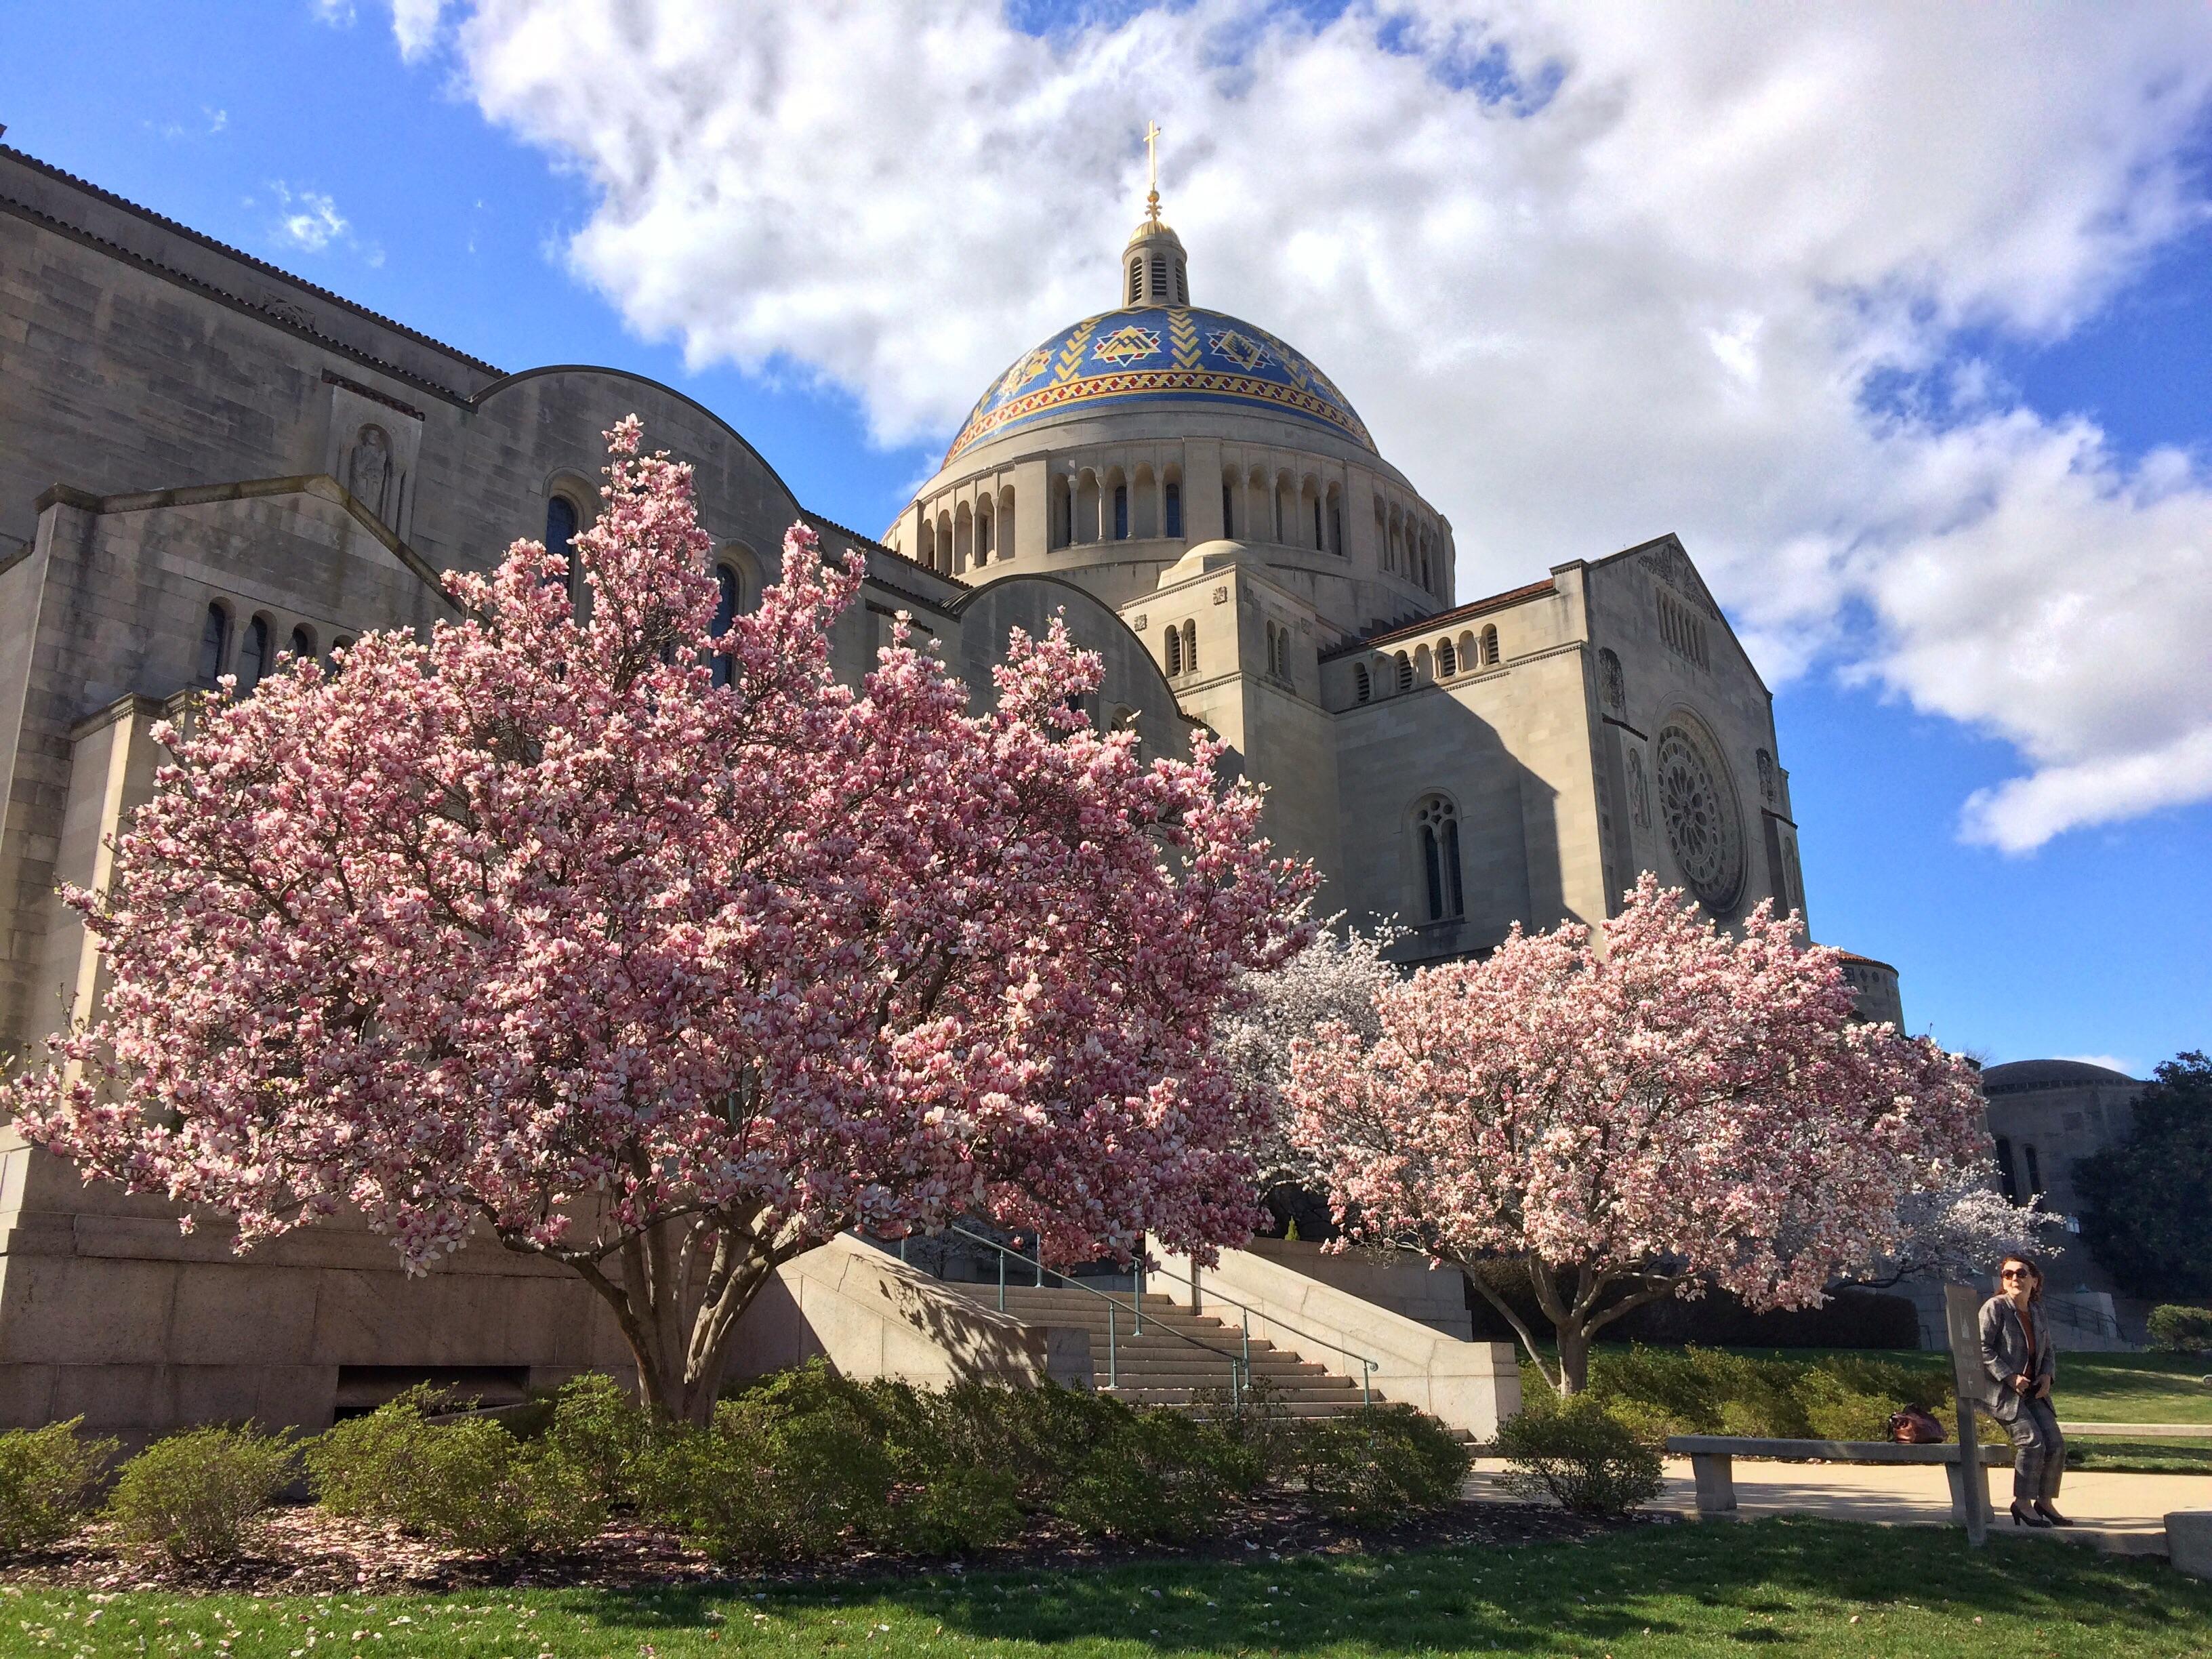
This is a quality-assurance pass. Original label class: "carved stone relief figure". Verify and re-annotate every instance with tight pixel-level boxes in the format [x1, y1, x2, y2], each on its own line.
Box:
[1599, 647, 1625, 712]
[347, 424, 392, 519]
[1626, 745, 1650, 830]
[1757, 747, 1777, 804]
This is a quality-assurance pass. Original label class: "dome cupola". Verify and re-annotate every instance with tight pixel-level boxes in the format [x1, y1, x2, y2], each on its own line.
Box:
[1122, 126, 1189, 306]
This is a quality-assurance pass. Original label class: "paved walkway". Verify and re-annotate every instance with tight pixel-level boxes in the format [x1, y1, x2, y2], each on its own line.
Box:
[1467, 1457, 2210, 1555]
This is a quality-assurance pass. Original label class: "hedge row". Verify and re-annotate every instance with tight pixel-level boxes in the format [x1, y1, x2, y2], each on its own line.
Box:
[0, 1364, 1471, 1565]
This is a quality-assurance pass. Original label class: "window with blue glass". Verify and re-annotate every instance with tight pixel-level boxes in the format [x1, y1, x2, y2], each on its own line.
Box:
[711, 565, 739, 687]
[1164, 481, 1182, 537]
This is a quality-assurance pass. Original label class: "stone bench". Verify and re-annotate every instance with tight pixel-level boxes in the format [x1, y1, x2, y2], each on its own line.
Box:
[1666, 1435, 2014, 1521]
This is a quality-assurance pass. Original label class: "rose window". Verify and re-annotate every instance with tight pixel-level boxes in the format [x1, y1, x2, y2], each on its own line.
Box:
[1654, 722, 1742, 909]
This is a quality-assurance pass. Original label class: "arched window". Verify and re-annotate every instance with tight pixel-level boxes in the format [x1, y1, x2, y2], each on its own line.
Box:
[1165, 623, 1183, 677]
[1437, 637, 1457, 677]
[977, 511, 992, 565]
[330, 637, 354, 676]
[1313, 498, 1324, 548]
[1457, 630, 1475, 671]
[1481, 624, 1500, 666]
[1113, 484, 1129, 541]
[2023, 1144, 2042, 1196]
[1150, 255, 1167, 300]
[1222, 481, 1235, 538]
[1128, 258, 1144, 304]
[710, 564, 740, 688]
[546, 495, 579, 596]
[1395, 651, 1413, 693]
[1052, 476, 1073, 548]
[1174, 265, 1188, 305]
[236, 615, 270, 695]
[1182, 620, 1198, 674]
[288, 625, 314, 663]
[1994, 1136, 2019, 1204]
[1354, 663, 1372, 703]
[197, 602, 230, 689]
[1164, 480, 1183, 538]
[1330, 499, 1343, 556]
[1415, 796, 1465, 923]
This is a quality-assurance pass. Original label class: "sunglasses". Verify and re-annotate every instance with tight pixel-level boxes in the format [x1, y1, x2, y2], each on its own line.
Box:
[2001, 1267, 2032, 1279]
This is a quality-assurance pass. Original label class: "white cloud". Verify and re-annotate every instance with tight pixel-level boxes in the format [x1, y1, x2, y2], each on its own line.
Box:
[269, 182, 350, 252]
[382, 0, 2212, 851]
[2052, 1053, 2143, 1078]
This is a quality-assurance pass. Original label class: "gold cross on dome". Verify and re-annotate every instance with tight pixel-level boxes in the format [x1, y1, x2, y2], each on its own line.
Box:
[1143, 120, 1164, 220]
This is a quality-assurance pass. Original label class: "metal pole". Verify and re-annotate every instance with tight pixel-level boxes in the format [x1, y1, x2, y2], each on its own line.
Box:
[1242, 1310, 1251, 1374]
[998, 1247, 1006, 1313]
[1134, 1260, 1144, 1334]
[899, 1235, 908, 1265]
[1035, 1235, 1044, 1288]
[1362, 1360, 1372, 1406]
[1108, 1300, 1118, 1391]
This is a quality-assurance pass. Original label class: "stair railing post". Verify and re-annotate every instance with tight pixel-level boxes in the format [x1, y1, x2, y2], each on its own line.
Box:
[997, 1248, 1006, 1313]
[1242, 1309, 1250, 1375]
[1107, 1299, 1118, 1391]
[1362, 1359, 1373, 1406]
[1034, 1235, 1044, 1288]
[1134, 1258, 1144, 1334]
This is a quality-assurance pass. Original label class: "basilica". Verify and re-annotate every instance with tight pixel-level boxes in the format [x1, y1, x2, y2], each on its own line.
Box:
[0, 144, 1898, 1437]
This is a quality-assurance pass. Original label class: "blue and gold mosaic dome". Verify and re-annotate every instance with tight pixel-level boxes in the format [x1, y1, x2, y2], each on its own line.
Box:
[942, 306, 1375, 468]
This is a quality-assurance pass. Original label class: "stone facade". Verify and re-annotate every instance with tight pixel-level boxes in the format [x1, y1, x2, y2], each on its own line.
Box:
[0, 149, 1874, 1435]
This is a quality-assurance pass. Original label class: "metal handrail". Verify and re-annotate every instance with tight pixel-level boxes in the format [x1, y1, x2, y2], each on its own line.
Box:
[1177, 1263, 1381, 1406]
[871, 1225, 1251, 1402]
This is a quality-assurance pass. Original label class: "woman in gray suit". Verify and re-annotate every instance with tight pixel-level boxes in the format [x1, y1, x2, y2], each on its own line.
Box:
[1979, 1253, 2070, 1527]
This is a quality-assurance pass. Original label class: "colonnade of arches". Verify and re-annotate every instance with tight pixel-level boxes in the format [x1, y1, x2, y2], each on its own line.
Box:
[1048, 464, 1185, 550]
[1351, 621, 1502, 704]
[916, 485, 1017, 578]
[1214, 464, 1344, 556]
[1374, 495, 1449, 598]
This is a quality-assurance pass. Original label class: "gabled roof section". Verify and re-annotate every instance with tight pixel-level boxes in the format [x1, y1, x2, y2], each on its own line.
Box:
[1, 144, 502, 395]
[1319, 579, 1555, 660]
[1591, 531, 1769, 698]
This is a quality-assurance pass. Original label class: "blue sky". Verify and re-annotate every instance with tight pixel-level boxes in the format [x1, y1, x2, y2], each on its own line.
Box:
[3, 0, 2207, 1073]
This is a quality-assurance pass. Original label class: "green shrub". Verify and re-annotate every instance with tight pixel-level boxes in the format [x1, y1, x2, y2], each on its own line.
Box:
[1584, 1345, 1809, 1437]
[895, 1460, 1025, 1555]
[1296, 1404, 1467, 1523]
[642, 1368, 895, 1563]
[107, 1425, 295, 1563]
[2148, 1305, 2212, 1354]
[305, 1382, 615, 1557]
[1051, 1410, 1249, 1542]
[537, 1373, 658, 1507]
[921, 1378, 1134, 1509]
[1790, 1370, 1896, 1443]
[0, 1418, 116, 1553]
[1492, 1396, 1664, 1517]
[1189, 1372, 1300, 1488]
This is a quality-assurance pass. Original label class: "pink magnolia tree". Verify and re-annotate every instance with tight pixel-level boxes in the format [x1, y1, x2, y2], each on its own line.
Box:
[3, 419, 1313, 1422]
[1288, 878, 1987, 1394]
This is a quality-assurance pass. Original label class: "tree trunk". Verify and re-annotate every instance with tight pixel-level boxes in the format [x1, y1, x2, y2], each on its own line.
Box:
[1553, 1324, 1593, 1395]
[542, 1215, 803, 1425]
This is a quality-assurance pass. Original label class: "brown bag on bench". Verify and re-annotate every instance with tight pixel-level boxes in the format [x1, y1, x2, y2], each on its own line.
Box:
[1887, 1407, 1946, 1444]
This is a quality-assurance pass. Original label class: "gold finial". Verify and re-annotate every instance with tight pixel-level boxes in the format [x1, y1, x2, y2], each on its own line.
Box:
[1143, 120, 1163, 223]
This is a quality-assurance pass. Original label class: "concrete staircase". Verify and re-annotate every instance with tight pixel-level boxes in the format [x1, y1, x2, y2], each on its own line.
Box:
[947, 1284, 1373, 1420]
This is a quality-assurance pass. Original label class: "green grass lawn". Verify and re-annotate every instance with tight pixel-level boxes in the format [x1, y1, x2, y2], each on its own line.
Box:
[5, 1520, 2210, 1658]
[1726, 1348, 2212, 1427]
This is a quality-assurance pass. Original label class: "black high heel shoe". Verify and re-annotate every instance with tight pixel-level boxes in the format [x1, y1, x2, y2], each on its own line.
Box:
[2034, 1502, 2074, 1527]
[2010, 1501, 2052, 1528]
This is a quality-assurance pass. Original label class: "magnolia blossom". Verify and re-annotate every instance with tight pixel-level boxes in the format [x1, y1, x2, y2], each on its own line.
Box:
[1864, 1176, 2066, 1288]
[1215, 920, 1399, 1218]
[3, 419, 1313, 1422]
[1288, 877, 1988, 1394]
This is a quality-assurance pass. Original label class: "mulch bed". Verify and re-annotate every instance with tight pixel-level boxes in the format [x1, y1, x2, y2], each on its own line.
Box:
[0, 1498, 1641, 1597]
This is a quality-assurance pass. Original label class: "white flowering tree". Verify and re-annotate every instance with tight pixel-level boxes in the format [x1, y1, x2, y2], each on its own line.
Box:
[1215, 920, 1399, 1231]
